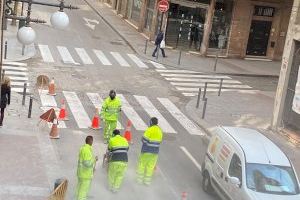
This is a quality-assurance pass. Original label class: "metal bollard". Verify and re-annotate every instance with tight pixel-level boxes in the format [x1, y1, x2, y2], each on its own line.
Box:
[196, 88, 202, 108]
[22, 45, 25, 56]
[202, 98, 208, 119]
[4, 41, 8, 59]
[144, 39, 148, 54]
[156, 45, 159, 60]
[213, 52, 218, 72]
[28, 96, 33, 118]
[2, 69, 5, 81]
[22, 83, 27, 106]
[203, 82, 208, 100]
[178, 50, 182, 65]
[218, 78, 224, 96]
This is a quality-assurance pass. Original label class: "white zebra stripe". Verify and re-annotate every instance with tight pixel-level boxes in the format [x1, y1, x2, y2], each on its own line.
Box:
[110, 52, 130, 67]
[75, 48, 94, 65]
[149, 61, 166, 69]
[3, 61, 27, 66]
[38, 44, 54, 63]
[156, 69, 200, 73]
[57, 46, 79, 65]
[93, 50, 112, 65]
[2, 66, 28, 71]
[127, 54, 148, 68]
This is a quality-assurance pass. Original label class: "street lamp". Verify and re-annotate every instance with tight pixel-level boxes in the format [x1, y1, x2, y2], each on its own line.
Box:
[51, 11, 69, 30]
[17, 26, 35, 45]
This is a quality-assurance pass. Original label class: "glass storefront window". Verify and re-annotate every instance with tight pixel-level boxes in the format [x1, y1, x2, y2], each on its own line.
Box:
[209, 0, 234, 49]
[131, 0, 143, 23]
[145, 0, 156, 30]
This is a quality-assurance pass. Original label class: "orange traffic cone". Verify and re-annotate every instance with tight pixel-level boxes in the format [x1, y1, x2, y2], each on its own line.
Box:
[124, 120, 133, 144]
[49, 118, 59, 139]
[89, 108, 101, 130]
[48, 77, 56, 96]
[58, 99, 69, 121]
[181, 192, 187, 200]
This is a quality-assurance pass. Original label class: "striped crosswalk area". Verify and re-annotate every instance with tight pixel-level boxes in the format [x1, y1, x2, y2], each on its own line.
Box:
[38, 44, 166, 69]
[2, 61, 30, 93]
[38, 90, 204, 136]
[156, 69, 257, 97]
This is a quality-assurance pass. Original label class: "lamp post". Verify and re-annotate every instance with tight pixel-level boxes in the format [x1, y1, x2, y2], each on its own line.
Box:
[0, 0, 78, 102]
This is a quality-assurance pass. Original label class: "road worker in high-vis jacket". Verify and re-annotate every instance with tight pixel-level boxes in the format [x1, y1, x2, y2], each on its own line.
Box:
[108, 129, 129, 192]
[137, 117, 163, 185]
[76, 136, 98, 200]
[101, 90, 122, 143]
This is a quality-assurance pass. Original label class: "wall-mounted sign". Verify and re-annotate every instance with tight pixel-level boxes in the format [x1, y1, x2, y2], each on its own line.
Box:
[254, 6, 275, 17]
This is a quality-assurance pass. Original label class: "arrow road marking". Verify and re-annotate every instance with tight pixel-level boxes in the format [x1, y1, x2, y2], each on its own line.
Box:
[83, 17, 99, 30]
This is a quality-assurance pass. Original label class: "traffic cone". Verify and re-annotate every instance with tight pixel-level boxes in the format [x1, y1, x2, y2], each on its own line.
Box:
[181, 192, 187, 200]
[58, 99, 69, 121]
[124, 120, 133, 144]
[48, 77, 56, 96]
[49, 118, 59, 139]
[89, 108, 101, 130]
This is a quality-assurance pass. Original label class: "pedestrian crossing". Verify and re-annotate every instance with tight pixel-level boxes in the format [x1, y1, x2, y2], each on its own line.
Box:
[2, 61, 30, 93]
[38, 90, 204, 136]
[156, 69, 257, 97]
[38, 44, 163, 69]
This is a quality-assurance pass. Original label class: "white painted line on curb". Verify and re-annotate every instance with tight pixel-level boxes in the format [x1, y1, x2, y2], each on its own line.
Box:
[175, 87, 256, 93]
[134, 95, 176, 134]
[110, 52, 130, 67]
[158, 98, 204, 136]
[75, 48, 94, 65]
[3, 61, 27, 66]
[86, 93, 123, 129]
[63, 91, 91, 129]
[38, 44, 54, 63]
[127, 54, 148, 68]
[118, 94, 147, 131]
[93, 50, 112, 65]
[4, 71, 28, 76]
[180, 146, 202, 172]
[3, 65, 28, 71]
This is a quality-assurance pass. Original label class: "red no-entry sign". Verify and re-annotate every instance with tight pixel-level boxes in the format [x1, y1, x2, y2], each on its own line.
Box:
[158, 0, 169, 13]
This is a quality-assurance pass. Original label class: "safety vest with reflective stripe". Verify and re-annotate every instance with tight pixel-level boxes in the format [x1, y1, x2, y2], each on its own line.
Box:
[141, 125, 163, 154]
[77, 144, 95, 179]
[108, 135, 129, 162]
[101, 97, 121, 121]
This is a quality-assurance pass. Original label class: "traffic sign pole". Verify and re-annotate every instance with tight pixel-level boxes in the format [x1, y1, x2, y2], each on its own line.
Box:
[157, 0, 169, 31]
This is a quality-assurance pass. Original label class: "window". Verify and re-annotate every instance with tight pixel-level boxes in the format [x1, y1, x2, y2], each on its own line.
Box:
[228, 154, 242, 182]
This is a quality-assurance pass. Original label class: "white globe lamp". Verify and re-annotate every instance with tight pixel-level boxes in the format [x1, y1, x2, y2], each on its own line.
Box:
[17, 26, 36, 45]
[50, 11, 69, 30]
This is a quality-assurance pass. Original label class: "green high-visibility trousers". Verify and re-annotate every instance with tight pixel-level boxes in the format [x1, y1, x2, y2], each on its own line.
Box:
[137, 153, 158, 185]
[76, 178, 92, 200]
[103, 120, 117, 141]
[108, 161, 128, 191]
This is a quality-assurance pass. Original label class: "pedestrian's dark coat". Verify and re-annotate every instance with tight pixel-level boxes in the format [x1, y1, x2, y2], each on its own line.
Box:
[1, 84, 11, 109]
[155, 32, 164, 45]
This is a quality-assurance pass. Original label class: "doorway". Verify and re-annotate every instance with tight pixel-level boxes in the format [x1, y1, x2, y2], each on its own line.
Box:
[246, 20, 272, 56]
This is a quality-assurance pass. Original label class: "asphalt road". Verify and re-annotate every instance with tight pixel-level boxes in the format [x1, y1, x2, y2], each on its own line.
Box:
[21, 0, 277, 199]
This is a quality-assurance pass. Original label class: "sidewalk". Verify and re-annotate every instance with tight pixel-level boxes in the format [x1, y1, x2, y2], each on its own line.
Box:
[0, 92, 61, 199]
[86, 0, 281, 77]
[184, 90, 300, 173]
[3, 19, 36, 62]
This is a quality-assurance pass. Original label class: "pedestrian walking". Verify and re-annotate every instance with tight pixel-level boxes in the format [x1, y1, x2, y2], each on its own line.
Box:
[152, 31, 166, 58]
[100, 90, 122, 143]
[107, 129, 129, 193]
[76, 136, 98, 200]
[137, 117, 163, 185]
[0, 76, 11, 127]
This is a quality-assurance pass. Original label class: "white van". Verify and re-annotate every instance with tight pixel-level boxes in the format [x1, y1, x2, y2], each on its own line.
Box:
[202, 126, 300, 200]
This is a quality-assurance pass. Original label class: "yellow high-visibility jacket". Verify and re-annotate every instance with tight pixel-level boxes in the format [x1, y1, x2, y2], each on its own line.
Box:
[77, 144, 95, 179]
[101, 97, 121, 121]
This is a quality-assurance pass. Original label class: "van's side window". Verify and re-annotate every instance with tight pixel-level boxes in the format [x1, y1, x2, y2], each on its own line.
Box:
[228, 154, 242, 182]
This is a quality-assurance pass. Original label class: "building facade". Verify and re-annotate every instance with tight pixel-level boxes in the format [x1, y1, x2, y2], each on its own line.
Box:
[272, 0, 300, 134]
[105, 0, 292, 60]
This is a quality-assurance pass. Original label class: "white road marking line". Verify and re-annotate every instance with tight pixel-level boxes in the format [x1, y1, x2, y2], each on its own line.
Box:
[3, 61, 27, 66]
[4, 71, 28, 76]
[38, 90, 66, 128]
[182, 93, 197, 97]
[11, 88, 31, 93]
[158, 98, 204, 136]
[170, 82, 252, 89]
[127, 54, 148, 68]
[180, 146, 202, 172]
[134, 95, 176, 134]
[75, 48, 94, 65]
[93, 50, 112, 65]
[57, 46, 79, 65]
[118, 94, 147, 131]
[7, 76, 28, 81]
[38, 44, 54, 63]
[165, 77, 242, 84]
[161, 73, 231, 79]
[63, 91, 91, 129]
[86, 93, 123, 129]
[150, 61, 166, 69]
[11, 82, 30, 86]
[175, 87, 256, 92]
[0, 185, 49, 197]
[110, 52, 130, 67]
[3, 65, 28, 71]
[156, 69, 200, 73]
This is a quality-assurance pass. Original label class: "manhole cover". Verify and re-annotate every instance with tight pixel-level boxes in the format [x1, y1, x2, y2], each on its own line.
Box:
[110, 41, 124, 46]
